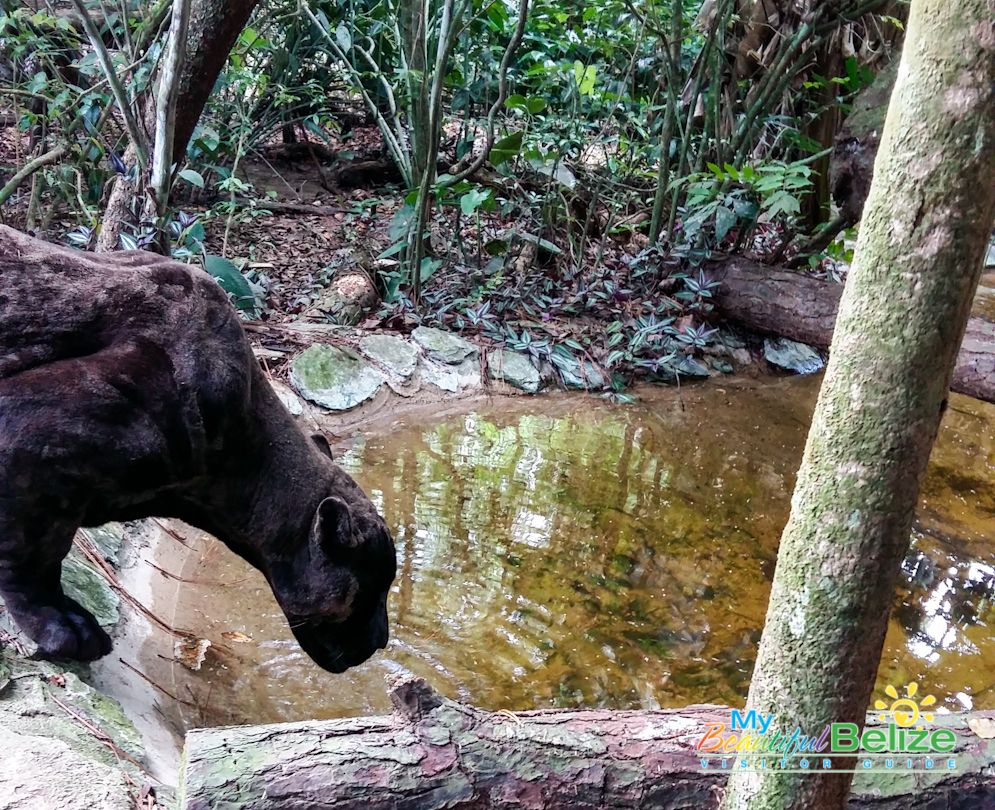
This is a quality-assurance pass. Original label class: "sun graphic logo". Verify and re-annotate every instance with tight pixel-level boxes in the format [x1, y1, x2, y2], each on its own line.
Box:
[875, 683, 937, 729]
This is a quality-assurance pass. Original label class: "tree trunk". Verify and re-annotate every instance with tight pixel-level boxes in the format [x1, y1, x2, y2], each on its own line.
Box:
[97, 0, 260, 251]
[829, 61, 899, 227]
[171, 0, 259, 156]
[720, 3, 995, 810]
[177, 676, 995, 810]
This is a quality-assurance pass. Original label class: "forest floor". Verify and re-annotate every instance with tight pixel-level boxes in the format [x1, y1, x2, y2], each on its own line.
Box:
[0, 120, 852, 392]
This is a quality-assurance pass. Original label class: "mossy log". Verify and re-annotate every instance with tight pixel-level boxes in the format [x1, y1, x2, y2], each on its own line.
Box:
[178, 677, 995, 810]
[707, 257, 995, 405]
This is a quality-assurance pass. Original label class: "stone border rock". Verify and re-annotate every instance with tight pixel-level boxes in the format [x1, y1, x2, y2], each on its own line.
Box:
[270, 324, 753, 418]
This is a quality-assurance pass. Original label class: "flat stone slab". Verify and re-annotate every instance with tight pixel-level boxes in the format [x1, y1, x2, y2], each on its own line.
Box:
[290, 344, 383, 411]
[764, 337, 825, 375]
[270, 380, 304, 416]
[0, 656, 146, 810]
[360, 335, 419, 379]
[487, 350, 541, 393]
[556, 356, 606, 389]
[412, 326, 479, 365]
[421, 358, 480, 393]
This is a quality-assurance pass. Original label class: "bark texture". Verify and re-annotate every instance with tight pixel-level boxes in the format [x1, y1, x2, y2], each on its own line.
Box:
[829, 61, 898, 226]
[721, 3, 995, 810]
[708, 258, 843, 349]
[177, 677, 995, 810]
[97, 0, 260, 251]
[171, 0, 260, 155]
[706, 257, 995, 406]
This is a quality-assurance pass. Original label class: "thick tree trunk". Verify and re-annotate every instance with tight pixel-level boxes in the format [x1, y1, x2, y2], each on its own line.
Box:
[721, 3, 995, 810]
[706, 258, 995, 406]
[97, 0, 260, 251]
[171, 0, 260, 156]
[829, 61, 899, 226]
[177, 677, 995, 810]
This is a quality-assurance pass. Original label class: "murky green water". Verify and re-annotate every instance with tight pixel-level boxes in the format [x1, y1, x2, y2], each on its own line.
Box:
[163, 376, 995, 728]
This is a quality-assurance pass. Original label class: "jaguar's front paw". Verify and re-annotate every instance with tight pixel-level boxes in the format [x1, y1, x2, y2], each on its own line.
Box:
[32, 601, 112, 662]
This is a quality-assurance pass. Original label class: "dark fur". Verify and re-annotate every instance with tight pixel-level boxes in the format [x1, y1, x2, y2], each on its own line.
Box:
[0, 226, 396, 672]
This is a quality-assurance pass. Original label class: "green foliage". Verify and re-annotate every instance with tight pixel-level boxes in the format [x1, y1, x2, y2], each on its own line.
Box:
[676, 159, 815, 250]
[0, 0, 898, 369]
[204, 253, 259, 314]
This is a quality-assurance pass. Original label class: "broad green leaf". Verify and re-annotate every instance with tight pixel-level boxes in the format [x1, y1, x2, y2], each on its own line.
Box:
[526, 96, 547, 114]
[420, 257, 443, 282]
[505, 94, 528, 110]
[378, 240, 407, 259]
[335, 22, 351, 52]
[178, 169, 204, 188]
[192, 125, 220, 154]
[573, 61, 596, 96]
[460, 188, 491, 215]
[490, 130, 524, 166]
[388, 204, 415, 240]
[763, 190, 801, 219]
[204, 254, 256, 312]
[714, 206, 737, 243]
[185, 221, 205, 247]
[529, 158, 576, 189]
[516, 231, 562, 255]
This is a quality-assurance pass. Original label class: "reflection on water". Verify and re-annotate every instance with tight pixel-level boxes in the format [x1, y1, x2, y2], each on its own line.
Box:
[164, 377, 995, 728]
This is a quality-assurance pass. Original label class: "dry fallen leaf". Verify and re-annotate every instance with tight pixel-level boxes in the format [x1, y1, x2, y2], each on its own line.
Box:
[221, 631, 253, 644]
[174, 636, 211, 670]
[968, 717, 995, 739]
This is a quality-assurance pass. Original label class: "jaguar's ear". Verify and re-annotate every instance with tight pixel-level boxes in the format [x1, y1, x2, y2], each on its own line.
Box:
[312, 433, 333, 459]
[311, 496, 359, 552]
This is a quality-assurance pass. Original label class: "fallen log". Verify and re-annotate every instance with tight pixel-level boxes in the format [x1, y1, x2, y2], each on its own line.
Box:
[178, 676, 995, 810]
[707, 256, 995, 405]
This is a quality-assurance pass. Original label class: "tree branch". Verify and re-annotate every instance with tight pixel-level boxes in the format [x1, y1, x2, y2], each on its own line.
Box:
[149, 0, 192, 217]
[446, 0, 530, 185]
[69, 0, 149, 169]
[0, 145, 68, 208]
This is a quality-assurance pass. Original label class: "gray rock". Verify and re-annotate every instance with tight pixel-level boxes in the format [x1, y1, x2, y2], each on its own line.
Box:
[730, 347, 753, 366]
[0, 727, 133, 810]
[487, 350, 541, 393]
[78, 524, 123, 563]
[412, 326, 479, 365]
[421, 358, 480, 393]
[61, 553, 119, 628]
[0, 660, 145, 810]
[555, 357, 606, 389]
[290, 344, 383, 410]
[0, 606, 36, 658]
[270, 380, 304, 416]
[764, 337, 825, 375]
[360, 335, 419, 379]
[673, 356, 712, 378]
[986, 243, 995, 267]
[310, 271, 379, 326]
